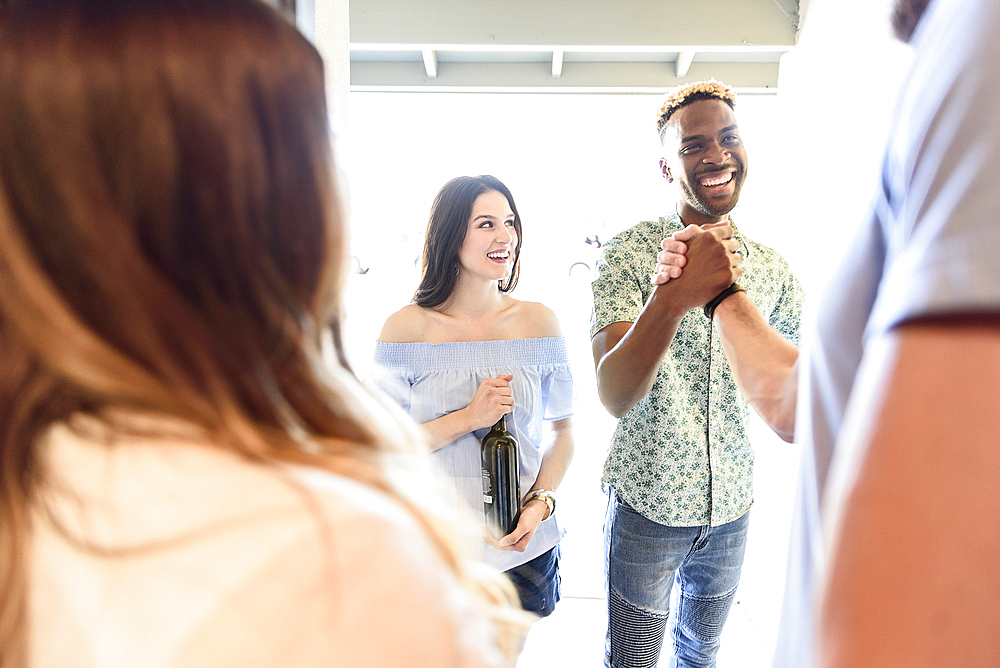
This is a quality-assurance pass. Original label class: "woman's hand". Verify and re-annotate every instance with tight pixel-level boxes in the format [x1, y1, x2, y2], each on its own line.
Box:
[419, 374, 514, 451]
[464, 374, 514, 430]
[482, 499, 548, 552]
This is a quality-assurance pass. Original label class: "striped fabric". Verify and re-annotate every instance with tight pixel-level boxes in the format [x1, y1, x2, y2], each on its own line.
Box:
[371, 337, 573, 572]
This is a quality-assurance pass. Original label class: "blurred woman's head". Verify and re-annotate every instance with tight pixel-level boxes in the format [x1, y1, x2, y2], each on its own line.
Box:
[0, 0, 426, 659]
[0, 2, 529, 663]
[0, 0, 383, 446]
[414, 175, 522, 308]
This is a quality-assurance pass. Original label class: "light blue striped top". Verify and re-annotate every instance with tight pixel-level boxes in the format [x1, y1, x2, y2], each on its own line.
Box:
[371, 337, 573, 571]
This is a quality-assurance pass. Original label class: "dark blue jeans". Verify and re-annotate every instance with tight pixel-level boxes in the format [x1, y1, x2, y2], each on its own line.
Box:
[505, 545, 561, 617]
[605, 492, 749, 668]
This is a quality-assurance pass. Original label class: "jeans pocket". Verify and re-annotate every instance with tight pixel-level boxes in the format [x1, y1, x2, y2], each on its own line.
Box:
[613, 491, 641, 516]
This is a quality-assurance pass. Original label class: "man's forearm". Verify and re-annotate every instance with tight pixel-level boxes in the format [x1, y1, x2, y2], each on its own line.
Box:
[593, 286, 690, 418]
[595, 226, 744, 418]
[712, 291, 798, 441]
[594, 316, 683, 418]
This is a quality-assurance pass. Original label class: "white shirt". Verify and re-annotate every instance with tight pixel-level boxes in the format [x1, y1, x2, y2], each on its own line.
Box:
[30, 419, 504, 668]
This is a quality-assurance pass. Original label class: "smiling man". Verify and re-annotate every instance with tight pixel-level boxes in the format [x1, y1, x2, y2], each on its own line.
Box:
[590, 80, 804, 668]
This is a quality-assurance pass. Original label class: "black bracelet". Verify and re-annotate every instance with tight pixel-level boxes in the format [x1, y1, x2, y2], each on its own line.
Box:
[704, 283, 745, 320]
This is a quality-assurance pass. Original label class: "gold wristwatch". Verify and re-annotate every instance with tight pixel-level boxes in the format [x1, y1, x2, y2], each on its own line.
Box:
[523, 489, 557, 520]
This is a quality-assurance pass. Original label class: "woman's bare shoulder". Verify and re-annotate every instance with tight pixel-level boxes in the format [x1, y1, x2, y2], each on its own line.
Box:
[378, 304, 430, 343]
[507, 299, 563, 339]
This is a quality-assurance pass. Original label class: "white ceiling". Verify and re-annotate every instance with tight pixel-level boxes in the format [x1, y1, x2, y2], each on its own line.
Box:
[349, 0, 800, 93]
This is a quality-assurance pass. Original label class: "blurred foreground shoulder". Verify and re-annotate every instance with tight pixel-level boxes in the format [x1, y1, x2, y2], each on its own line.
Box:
[283, 467, 509, 667]
[29, 430, 508, 668]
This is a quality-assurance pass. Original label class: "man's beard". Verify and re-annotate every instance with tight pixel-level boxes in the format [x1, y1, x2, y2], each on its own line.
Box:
[892, 0, 933, 42]
[680, 170, 744, 219]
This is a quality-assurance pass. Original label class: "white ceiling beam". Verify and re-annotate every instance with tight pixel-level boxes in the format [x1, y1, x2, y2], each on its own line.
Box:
[351, 43, 792, 54]
[675, 51, 696, 77]
[551, 49, 564, 78]
[351, 60, 782, 93]
[421, 48, 438, 78]
[351, 0, 797, 49]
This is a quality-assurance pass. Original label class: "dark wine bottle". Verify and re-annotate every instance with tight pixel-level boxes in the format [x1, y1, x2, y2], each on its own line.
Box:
[481, 415, 521, 541]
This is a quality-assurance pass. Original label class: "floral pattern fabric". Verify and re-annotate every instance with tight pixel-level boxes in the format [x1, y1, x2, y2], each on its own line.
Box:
[591, 214, 803, 526]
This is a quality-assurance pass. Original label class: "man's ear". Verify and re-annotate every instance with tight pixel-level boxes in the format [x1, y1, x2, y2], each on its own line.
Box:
[659, 159, 673, 183]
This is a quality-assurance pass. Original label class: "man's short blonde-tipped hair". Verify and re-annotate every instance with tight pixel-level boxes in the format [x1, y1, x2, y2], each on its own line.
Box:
[655, 79, 736, 136]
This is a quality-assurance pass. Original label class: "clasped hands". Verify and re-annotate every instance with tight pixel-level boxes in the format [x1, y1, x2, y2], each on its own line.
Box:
[650, 221, 743, 306]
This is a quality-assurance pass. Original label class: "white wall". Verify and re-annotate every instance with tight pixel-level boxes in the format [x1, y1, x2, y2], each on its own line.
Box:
[773, 0, 914, 295]
[314, 0, 351, 133]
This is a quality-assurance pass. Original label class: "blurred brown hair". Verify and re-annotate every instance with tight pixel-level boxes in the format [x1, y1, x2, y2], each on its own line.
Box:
[0, 1, 519, 663]
[892, 0, 933, 42]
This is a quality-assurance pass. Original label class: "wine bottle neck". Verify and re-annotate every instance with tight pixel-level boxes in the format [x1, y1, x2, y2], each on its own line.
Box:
[495, 415, 506, 432]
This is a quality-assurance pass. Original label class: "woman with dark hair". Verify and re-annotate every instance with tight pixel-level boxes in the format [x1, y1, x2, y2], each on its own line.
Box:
[0, 2, 521, 666]
[374, 175, 575, 622]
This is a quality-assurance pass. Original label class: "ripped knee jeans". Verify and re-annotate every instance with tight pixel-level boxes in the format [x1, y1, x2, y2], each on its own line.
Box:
[604, 492, 749, 668]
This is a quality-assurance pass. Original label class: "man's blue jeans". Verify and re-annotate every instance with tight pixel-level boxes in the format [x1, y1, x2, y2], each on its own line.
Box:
[604, 491, 750, 668]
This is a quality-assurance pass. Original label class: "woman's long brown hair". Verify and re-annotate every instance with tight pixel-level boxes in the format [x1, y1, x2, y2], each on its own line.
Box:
[0, 1, 520, 664]
[414, 175, 523, 308]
